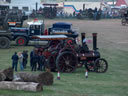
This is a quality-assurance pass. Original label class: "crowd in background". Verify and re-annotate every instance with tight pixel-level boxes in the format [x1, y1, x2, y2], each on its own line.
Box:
[56, 7, 127, 19]
[1, 4, 127, 20]
[31, 6, 128, 20]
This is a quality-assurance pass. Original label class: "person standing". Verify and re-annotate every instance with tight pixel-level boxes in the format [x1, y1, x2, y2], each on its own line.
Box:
[11, 52, 19, 72]
[30, 49, 34, 67]
[38, 53, 45, 71]
[23, 51, 28, 68]
[93, 7, 98, 20]
[18, 52, 24, 71]
[31, 51, 38, 71]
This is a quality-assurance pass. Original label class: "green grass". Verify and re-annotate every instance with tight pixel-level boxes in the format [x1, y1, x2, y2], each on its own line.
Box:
[0, 45, 128, 96]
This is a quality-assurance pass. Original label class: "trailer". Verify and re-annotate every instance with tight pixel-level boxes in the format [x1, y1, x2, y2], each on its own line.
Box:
[11, 20, 44, 46]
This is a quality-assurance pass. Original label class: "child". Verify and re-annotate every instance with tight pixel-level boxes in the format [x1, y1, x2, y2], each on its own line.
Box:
[18, 52, 24, 71]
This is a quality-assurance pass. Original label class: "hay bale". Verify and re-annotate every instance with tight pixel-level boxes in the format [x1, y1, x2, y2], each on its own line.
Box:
[37, 72, 54, 85]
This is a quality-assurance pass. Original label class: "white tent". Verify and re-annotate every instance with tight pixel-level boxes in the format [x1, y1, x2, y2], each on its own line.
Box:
[116, 0, 128, 6]
[9, 0, 43, 11]
[0, 0, 9, 5]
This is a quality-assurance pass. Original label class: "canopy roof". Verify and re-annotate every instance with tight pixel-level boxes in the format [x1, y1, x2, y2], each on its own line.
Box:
[27, 20, 44, 26]
[52, 22, 72, 29]
[116, 0, 128, 6]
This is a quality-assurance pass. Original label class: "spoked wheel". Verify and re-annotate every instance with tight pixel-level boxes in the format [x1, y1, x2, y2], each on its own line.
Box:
[66, 39, 76, 46]
[47, 55, 57, 72]
[122, 18, 126, 26]
[16, 36, 27, 46]
[94, 58, 108, 73]
[56, 51, 77, 73]
[85, 61, 95, 72]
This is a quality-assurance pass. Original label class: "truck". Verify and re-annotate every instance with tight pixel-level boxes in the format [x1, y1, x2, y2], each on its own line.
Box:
[7, 9, 28, 27]
[0, 5, 12, 49]
[0, 30, 12, 48]
[11, 20, 45, 46]
[11, 20, 78, 46]
[48, 22, 78, 38]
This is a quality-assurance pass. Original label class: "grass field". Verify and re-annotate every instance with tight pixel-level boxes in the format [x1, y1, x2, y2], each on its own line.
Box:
[0, 19, 128, 96]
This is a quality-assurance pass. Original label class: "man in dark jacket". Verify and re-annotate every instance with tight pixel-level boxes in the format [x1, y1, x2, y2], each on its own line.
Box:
[11, 52, 19, 72]
[23, 50, 28, 68]
[30, 50, 34, 67]
[38, 53, 45, 71]
[31, 51, 39, 71]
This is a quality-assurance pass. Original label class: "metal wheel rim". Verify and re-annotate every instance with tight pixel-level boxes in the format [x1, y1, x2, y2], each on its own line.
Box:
[57, 52, 77, 73]
[95, 58, 108, 73]
[18, 38, 25, 45]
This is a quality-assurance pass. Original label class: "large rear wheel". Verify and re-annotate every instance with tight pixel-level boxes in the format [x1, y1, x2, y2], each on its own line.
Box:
[0, 37, 10, 48]
[56, 51, 77, 73]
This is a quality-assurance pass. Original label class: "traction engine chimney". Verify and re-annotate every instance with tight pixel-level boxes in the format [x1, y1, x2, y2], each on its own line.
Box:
[92, 33, 97, 51]
[81, 33, 86, 45]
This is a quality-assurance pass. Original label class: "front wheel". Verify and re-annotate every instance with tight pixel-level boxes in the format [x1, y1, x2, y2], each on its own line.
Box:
[94, 58, 108, 73]
[16, 36, 27, 46]
[56, 51, 77, 73]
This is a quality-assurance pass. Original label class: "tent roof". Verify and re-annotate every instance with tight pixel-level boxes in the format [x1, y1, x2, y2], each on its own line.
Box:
[116, 0, 128, 6]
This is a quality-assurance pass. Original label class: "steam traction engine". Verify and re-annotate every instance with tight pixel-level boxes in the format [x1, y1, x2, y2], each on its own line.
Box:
[77, 33, 108, 73]
[33, 32, 108, 73]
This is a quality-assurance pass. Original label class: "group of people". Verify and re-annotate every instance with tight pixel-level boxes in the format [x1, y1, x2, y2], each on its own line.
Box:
[30, 48, 45, 71]
[11, 51, 28, 72]
[11, 48, 45, 72]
